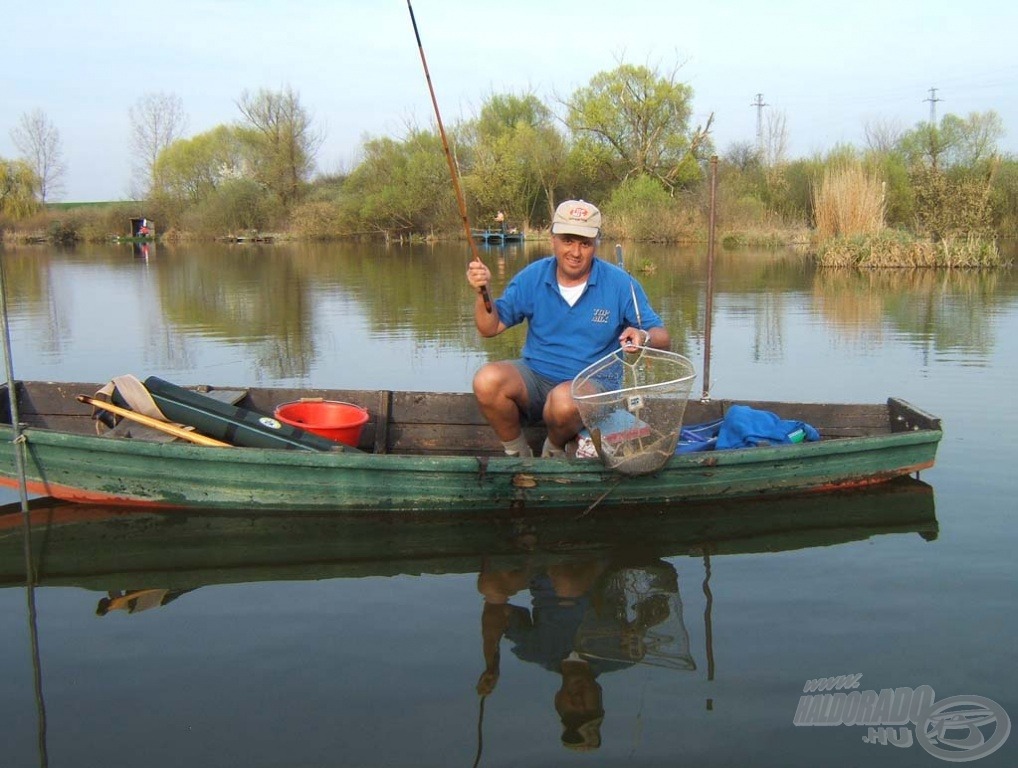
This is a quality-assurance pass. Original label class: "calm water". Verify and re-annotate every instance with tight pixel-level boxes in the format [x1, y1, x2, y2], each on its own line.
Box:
[1, 240, 1016, 767]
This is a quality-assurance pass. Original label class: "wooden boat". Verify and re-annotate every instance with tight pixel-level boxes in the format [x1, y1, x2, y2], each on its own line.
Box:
[0, 380, 942, 513]
[0, 478, 937, 590]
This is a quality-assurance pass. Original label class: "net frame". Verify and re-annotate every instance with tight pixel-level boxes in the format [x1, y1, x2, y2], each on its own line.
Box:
[571, 346, 696, 475]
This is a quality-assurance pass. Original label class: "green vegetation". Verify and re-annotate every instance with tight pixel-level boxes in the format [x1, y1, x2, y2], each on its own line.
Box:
[815, 231, 1005, 268]
[2, 65, 1016, 268]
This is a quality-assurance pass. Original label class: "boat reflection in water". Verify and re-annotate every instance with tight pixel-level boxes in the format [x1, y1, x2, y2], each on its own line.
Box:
[1, 477, 937, 759]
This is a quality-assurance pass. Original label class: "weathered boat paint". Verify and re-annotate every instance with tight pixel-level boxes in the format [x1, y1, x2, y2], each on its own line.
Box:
[0, 382, 942, 513]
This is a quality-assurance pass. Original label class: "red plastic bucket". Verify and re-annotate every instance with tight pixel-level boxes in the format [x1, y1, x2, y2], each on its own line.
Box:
[274, 400, 369, 447]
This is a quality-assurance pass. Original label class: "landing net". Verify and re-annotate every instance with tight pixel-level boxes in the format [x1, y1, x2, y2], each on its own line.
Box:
[571, 347, 696, 475]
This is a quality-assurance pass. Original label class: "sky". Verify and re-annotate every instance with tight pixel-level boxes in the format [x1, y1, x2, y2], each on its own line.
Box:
[5, 0, 1017, 202]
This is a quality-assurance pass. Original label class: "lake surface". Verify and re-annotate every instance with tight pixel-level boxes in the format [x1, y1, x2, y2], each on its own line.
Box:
[1, 240, 1016, 767]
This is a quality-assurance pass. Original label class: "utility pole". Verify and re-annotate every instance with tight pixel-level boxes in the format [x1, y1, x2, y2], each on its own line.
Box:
[750, 93, 769, 156]
[923, 87, 944, 170]
[924, 87, 943, 124]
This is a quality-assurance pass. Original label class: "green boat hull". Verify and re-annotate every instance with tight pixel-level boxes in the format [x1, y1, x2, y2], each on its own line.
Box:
[0, 382, 942, 513]
[0, 422, 940, 512]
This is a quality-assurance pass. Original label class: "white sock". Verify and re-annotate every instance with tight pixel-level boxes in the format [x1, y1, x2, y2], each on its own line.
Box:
[502, 435, 533, 457]
[541, 437, 566, 458]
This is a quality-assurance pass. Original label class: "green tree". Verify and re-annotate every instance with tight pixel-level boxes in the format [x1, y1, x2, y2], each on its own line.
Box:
[604, 174, 678, 240]
[940, 112, 1004, 169]
[236, 86, 323, 208]
[0, 158, 40, 219]
[464, 93, 566, 227]
[989, 155, 1018, 237]
[188, 178, 283, 234]
[153, 125, 246, 205]
[341, 129, 456, 234]
[898, 111, 1004, 171]
[564, 63, 712, 191]
[911, 165, 993, 240]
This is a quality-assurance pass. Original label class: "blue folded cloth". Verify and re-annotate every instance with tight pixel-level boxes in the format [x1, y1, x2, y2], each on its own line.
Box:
[675, 406, 820, 453]
[715, 404, 820, 449]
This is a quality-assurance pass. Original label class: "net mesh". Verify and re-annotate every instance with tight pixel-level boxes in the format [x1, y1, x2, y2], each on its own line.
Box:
[571, 347, 696, 475]
[574, 563, 695, 671]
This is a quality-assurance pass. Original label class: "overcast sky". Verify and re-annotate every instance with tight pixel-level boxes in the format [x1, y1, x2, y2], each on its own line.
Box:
[5, 0, 1017, 202]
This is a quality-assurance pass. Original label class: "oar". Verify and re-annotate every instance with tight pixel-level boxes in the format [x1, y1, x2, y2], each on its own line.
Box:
[406, 0, 493, 314]
[76, 395, 231, 447]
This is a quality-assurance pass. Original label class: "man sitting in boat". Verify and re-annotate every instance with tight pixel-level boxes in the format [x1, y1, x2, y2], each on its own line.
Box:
[466, 200, 670, 458]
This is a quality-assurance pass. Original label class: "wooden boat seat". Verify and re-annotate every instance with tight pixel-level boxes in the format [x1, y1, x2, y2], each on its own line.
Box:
[103, 388, 249, 442]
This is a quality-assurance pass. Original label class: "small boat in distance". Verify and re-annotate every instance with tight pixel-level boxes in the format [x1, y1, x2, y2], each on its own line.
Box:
[472, 228, 525, 245]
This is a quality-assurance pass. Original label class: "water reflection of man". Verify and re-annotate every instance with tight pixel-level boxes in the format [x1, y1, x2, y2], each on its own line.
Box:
[476, 559, 613, 751]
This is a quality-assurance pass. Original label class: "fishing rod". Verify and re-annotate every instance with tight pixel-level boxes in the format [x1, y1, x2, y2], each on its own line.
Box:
[615, 243, 644, 342]
[406, 0, 493, 314]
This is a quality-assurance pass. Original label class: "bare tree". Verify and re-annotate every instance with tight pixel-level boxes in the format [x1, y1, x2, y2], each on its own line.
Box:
[863, 118, 904, 154]
[723, 141, 761, 172]
[11, 109, 66, 202]
[236, 86, 323, 207]
[762, 109, 789, 167]
[130, 92, 188, 197]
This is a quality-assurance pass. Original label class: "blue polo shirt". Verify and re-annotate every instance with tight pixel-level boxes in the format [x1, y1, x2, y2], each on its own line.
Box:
[494, 256, 663, 382]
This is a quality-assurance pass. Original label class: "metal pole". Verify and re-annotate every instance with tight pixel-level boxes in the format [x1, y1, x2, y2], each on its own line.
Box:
[0, 252, 30, 511]
[701, 156, 718, 402]
[0, 251, 49, 766]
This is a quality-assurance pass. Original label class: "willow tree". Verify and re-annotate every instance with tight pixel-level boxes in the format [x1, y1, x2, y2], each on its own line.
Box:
[565, 63, 713, 192]
[465, 93, 566, 227]
[0, 158, 40, 219]
[236, 86, 323, 208]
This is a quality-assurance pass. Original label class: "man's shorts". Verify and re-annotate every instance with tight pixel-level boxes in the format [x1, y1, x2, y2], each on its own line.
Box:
[509, 360, 562, 425]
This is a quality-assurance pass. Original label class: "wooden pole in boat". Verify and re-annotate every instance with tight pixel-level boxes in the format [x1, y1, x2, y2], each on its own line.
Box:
[701, 155, 718, 403]
[406, 0, 493, 314]
[76, 395, 231, 447]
